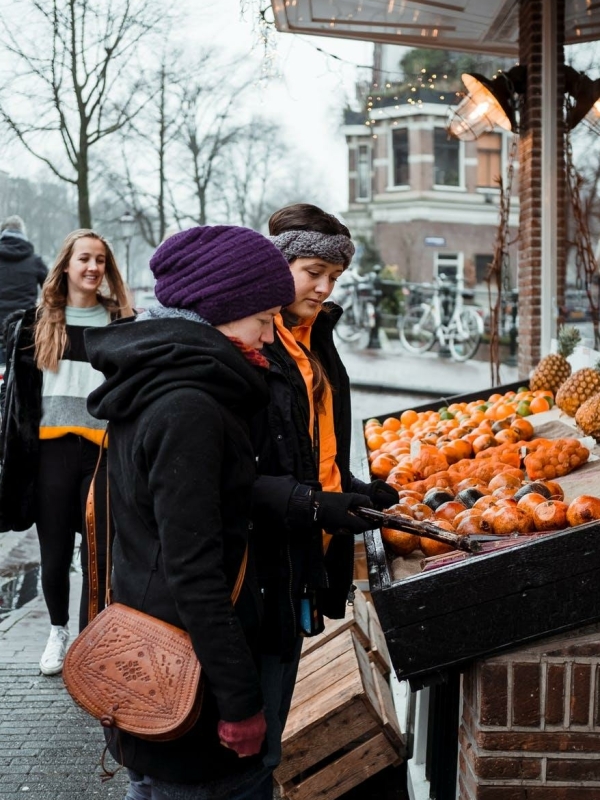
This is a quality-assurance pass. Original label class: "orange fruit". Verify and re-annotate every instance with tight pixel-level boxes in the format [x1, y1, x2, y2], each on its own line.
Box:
[366, 433, 385, 451]
[400, 409, 419, 427]
[370, 454, 398, 479]
[382, 417, 402, 432]
[529, 396, 550, 415]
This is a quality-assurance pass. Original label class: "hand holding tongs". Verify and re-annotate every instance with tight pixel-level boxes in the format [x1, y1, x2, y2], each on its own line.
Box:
[355, 506, 519, 554]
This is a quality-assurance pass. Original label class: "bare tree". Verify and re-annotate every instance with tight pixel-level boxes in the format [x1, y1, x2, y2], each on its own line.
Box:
[0, 0, 168, 227]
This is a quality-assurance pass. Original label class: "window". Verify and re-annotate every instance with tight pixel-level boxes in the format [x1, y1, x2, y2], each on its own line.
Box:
[475, 254, 493, 284]
[356, 144, 371, 200]
[392, 128, 409, 186]
[477, 133, 502, 189]
[434, 253, 464, 283]
[434, 128, 460, 187]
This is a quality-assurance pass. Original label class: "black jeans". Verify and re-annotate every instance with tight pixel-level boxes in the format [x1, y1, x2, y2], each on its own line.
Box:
[35, 435, 108, 632]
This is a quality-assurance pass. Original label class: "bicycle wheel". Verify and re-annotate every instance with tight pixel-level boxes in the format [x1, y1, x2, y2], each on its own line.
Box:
[449, 308, 482, 361]
[335, 303, 364, 343]
[399, 305, 437, 353]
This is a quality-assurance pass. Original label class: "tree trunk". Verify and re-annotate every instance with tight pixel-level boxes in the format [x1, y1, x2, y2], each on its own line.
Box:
[77, 144, 92, 228]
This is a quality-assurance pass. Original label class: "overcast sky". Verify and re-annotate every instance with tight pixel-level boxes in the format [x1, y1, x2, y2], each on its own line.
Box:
[179, 0, 373, 214]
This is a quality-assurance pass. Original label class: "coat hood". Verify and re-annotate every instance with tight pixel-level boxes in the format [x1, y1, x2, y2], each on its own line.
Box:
[0, 235, 34, 262]
[86, 317, 270, 422]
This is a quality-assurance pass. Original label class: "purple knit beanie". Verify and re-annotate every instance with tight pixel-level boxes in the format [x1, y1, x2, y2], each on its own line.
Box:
[150, 225, 296, 326]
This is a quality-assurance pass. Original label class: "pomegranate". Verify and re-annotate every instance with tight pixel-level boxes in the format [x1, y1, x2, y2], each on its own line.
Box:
[382, 528, 420, 556]
[434, 500, 467, 524]
[532, 500, 569, 532]
[455, 514, 486, 536]
[473, 495, 498, 512]
[566, 495, 600, 527]
[419, 519, 456, 557]
[540, 480, 565, 501]
[516, 492, 548, 516]
[488, 472, 522, 492]
[490, 506, 535, 536]
[411, 503, 434, 521]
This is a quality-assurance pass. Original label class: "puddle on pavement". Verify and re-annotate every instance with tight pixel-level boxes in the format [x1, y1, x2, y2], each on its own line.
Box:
[0, 563, 41, 619]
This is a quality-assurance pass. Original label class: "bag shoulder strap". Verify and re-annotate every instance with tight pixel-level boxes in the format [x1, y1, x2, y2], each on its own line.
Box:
[86, 436, 248, 622]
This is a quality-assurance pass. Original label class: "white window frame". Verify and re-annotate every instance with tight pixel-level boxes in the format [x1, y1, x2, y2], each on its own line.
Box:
[389, 125, 410, 189]
[356, 143, 372, 201]
[434, 252, 464, 283]
[432, 126, 465, 191]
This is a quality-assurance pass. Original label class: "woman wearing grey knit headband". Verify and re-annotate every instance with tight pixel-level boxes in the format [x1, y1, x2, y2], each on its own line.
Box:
[248, 204, 400, 796]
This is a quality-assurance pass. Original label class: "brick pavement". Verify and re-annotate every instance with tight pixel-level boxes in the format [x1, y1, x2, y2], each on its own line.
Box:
[0, 534, 128, 797]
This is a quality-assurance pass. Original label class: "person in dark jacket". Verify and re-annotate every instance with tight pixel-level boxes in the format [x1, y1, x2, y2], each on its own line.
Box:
[0, 215, 47, 364]
[0, 229, 132, 677]
[85, 225, 296, 800]
[248, 204, 400, 795]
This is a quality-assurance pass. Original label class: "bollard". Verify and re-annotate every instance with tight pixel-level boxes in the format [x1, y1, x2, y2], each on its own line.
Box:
[367, 265, 383, 349]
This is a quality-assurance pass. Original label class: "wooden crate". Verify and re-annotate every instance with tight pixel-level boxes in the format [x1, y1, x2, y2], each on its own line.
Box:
[275, 591, 404, 800]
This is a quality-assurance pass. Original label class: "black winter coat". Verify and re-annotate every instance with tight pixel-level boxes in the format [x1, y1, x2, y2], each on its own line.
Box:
[0, 236, 47, 330]
[250, 304, 363, 660]
[0, 308, 42, 532]
[86, 317, 268, 785]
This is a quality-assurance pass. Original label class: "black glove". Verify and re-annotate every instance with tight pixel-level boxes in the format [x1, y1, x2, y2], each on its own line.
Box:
[362, 479, 399, 510]
[313, 491, 374, 535]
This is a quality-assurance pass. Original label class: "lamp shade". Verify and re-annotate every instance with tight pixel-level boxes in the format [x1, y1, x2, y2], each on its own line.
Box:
[447, 68, 525, 141]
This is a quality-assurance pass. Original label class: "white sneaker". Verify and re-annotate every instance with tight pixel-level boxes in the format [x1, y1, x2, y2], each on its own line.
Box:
[39, 625, 70, 675]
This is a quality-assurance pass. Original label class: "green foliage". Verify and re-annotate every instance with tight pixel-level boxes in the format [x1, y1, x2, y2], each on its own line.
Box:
[355, 236, 383, 273]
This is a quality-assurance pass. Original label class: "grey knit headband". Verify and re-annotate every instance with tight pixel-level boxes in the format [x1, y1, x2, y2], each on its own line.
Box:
[269, 230, 355, 268]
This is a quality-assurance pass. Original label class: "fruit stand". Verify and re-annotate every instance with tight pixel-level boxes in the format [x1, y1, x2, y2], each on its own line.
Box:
[356, 374, 600, 799]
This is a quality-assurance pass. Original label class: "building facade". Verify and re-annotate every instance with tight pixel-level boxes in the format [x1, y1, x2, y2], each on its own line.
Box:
[344, 84, 520, 292]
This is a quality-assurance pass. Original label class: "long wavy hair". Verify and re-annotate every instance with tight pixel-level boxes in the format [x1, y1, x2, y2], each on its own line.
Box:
[269, 204, 352, 410]
[34, 229, 132, 371]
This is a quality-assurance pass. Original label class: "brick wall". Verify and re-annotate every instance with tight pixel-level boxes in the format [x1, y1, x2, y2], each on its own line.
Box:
[517, 0, 567, 378]
[458, 625, 600, 799]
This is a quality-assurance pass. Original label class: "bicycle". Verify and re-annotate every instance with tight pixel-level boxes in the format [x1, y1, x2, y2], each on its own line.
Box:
[331, 267, 378, 347]
[398, 274, 484, 361]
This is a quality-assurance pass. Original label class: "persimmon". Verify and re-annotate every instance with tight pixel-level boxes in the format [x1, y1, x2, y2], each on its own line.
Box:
[472, 433, 498, 454]
[532, 500, 568, 531]
[511, 418, 534, 440]
[495, 429, 520, 445]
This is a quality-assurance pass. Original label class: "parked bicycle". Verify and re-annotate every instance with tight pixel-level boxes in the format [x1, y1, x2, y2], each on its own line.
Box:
[331, 266, 378, 347]
[399, 274, 484, 361]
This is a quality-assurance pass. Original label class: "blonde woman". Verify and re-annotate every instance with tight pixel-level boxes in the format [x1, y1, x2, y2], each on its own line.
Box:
[0, 229, 132, 675]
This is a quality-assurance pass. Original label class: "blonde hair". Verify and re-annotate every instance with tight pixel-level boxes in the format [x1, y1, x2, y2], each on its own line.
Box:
[34, 229, 133, 371]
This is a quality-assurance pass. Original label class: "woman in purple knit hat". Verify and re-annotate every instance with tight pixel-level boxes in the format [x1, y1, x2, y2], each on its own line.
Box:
[84, 225, 295, 800]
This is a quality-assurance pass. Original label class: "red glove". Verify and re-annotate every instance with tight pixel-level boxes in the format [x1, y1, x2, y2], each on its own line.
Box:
[217, 710, 267, 757]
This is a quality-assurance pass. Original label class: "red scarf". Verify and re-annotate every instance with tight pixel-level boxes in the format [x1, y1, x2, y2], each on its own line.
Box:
[227, 337, 270, 369]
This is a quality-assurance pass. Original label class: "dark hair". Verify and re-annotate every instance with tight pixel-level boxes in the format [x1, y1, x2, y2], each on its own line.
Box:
[268, 204, 350, 238]
[271, 204, 350, 411]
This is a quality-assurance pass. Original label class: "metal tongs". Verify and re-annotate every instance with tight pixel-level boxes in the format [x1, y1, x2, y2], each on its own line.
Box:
[355, 507, 517, 554]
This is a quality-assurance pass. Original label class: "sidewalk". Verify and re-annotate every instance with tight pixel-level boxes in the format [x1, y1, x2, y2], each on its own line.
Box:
[0, 531, 128, 797]
[338, 340, 520, 396]
[0, 344, 517, 797]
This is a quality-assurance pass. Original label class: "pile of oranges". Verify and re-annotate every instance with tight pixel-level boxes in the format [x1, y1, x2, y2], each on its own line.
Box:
[364, 387, 559, 493]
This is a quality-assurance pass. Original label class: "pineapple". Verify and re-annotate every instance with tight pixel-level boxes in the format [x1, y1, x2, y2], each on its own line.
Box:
[530, 325, 581, 393]
[555, 361, 600, 417]
[575, 392, 600, 441]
